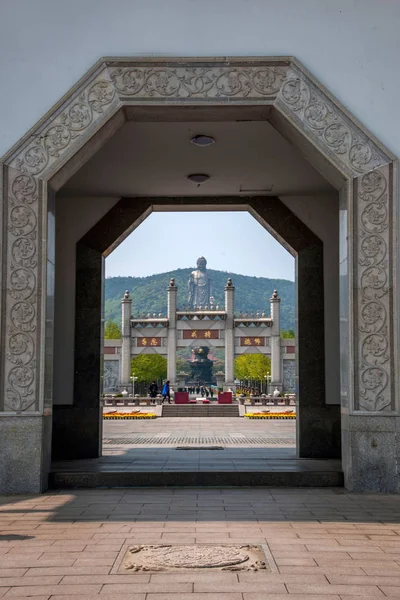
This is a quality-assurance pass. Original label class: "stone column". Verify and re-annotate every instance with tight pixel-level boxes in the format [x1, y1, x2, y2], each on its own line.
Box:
[0, 170, 54, 493]
[224, 279, 235, 389]
[270, 290, 282, 391]
[121, 290, 132, 389]
[167, 278, 177, 386]
[53, 243, 104, 461]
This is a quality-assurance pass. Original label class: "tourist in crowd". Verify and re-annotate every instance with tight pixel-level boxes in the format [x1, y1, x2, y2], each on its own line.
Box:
[162, 380, 171, 403]
[149, 380, 158, 405]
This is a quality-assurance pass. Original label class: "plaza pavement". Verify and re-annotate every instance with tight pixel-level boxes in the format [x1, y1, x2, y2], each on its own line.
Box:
[52, 419, 340, 485]
[2, 487, 400, 598]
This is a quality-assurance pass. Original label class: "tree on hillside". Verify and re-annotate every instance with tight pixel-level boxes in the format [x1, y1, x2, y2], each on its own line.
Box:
[104, 320, 121, 339]
[281, 329, 295, 338]
[234, 354, 271, 381]
[131, 355, 167, 382]
[104, 269, 295, 330]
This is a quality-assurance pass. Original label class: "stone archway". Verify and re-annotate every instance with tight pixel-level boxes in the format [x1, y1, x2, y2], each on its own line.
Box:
[51, 196, 339, 464]
[0, 57, 397, 493]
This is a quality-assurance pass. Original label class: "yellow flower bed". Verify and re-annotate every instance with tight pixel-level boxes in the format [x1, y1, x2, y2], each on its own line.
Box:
[103, 411, 157, 420]
[245, 411, 296, 420]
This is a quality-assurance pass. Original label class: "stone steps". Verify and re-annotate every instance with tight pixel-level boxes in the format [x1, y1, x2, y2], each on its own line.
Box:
[161, 404, 240, 417]
[49, 468, 343, 489]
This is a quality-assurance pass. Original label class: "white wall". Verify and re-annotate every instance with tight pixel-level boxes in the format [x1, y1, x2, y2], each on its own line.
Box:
[282, 193, 340, 405]
[0, 0, 399, 160]
[54, 196, 119, 405]
[1, 0, 394, 408]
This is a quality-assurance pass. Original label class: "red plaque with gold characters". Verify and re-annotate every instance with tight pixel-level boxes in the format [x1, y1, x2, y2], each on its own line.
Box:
[183, 330, 219, 340]
[240, 337, 265, 347]
[138, 337, 161, 347]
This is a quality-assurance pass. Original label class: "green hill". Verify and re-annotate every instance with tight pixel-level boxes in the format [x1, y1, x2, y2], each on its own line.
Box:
[105, 269, 295, 331]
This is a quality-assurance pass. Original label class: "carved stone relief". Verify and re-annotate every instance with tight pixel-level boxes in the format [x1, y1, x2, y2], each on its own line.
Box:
[0, 58, 396, 415]
[3, 168, 41, 411]
[103, 360, 120, 394]
[9, 69, 120, 179]
[283, 360, 296, 394]
[276, 66, 390, 177]
[109, 65, 289, 99]
[355, 164, 393, 411]
[119, 544, 272, 573]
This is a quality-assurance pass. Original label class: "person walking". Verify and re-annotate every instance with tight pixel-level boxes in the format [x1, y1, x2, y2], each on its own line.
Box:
[149, 381, 158, 405]
[162, 380, 171, 404]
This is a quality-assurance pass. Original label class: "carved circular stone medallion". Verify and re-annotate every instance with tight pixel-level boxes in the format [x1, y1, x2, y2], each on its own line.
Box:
[141, 545, 247, 568]
[121, 544, 269, 572]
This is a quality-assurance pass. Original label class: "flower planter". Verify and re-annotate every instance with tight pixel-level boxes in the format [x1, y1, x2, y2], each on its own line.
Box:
[218, 392, 232, 404]
[175, 392, 190, 404]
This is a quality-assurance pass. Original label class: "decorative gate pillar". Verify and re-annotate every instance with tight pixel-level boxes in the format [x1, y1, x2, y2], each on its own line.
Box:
[224, 279, 235, 389]
[121, 290, 132, 390]
[167, 278, 177, 386]
[270, 290, 282, 391]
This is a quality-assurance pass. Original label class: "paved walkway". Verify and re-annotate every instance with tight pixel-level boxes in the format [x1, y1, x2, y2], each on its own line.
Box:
[103, 416, 297, 445]
[2, 487, 400, 598]
[53, 420, 342, 480]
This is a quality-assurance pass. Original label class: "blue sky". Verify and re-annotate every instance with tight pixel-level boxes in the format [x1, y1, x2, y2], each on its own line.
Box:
[105, 212, 294, 281]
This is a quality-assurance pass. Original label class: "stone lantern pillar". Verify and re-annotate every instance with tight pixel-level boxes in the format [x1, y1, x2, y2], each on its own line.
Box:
[270, 289, 282, 392]
[215, 371, 225, 391]
[176, 371, 188, 391]
[224, 278, 235, 390]
[121, 290, 132, 390]
[167, 278, 177, 387]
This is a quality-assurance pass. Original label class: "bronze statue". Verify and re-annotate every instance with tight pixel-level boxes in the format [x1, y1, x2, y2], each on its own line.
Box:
[188, 257, 212, 308]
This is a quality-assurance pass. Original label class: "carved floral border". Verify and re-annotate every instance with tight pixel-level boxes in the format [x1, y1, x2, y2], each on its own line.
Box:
[0, 58, 396, 414]
[355, 165, 394, 411]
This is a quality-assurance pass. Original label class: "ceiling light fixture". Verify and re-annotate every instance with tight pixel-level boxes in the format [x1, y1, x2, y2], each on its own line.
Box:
[191, 135, 215, 147]
[187, 173, 210, 185]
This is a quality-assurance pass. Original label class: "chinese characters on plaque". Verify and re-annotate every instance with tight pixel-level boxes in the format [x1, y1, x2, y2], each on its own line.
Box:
[182, 330, 219, 340]
[138, 337, 161, 347]
[240, 337, 265, 347]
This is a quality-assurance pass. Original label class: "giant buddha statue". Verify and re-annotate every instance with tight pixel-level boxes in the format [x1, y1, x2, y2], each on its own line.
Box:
[188, 256, 212, 308]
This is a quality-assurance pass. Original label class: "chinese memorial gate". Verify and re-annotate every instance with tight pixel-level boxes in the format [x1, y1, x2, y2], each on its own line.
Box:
[104, 258, 295, 394]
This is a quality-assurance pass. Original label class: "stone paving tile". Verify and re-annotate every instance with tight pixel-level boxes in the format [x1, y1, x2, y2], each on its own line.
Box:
[362, 566, 400, 575]
[278, 566, 366, 575]
[2, 597, 50, 600]
[286, 583, 385, 595]
[194, 582, 286, 592]
[0, 577, 62, 587]
[244, 596, 340, 600]
[5, 584, 102, 596]
[50, 596, 145, 600]
[3, 488, 400, 597]
[328, 575, 400, 585]
[149, 573, 239, 583]
[25, 567, 112, 576]
[146, 595, 242, 600]
[61, 574, 152, 585]
[378, 588, 400, 596]
[100, 583, 192, 593]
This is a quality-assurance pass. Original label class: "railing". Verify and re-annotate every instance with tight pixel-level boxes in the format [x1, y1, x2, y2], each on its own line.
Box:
[104, 394, 296, 407]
